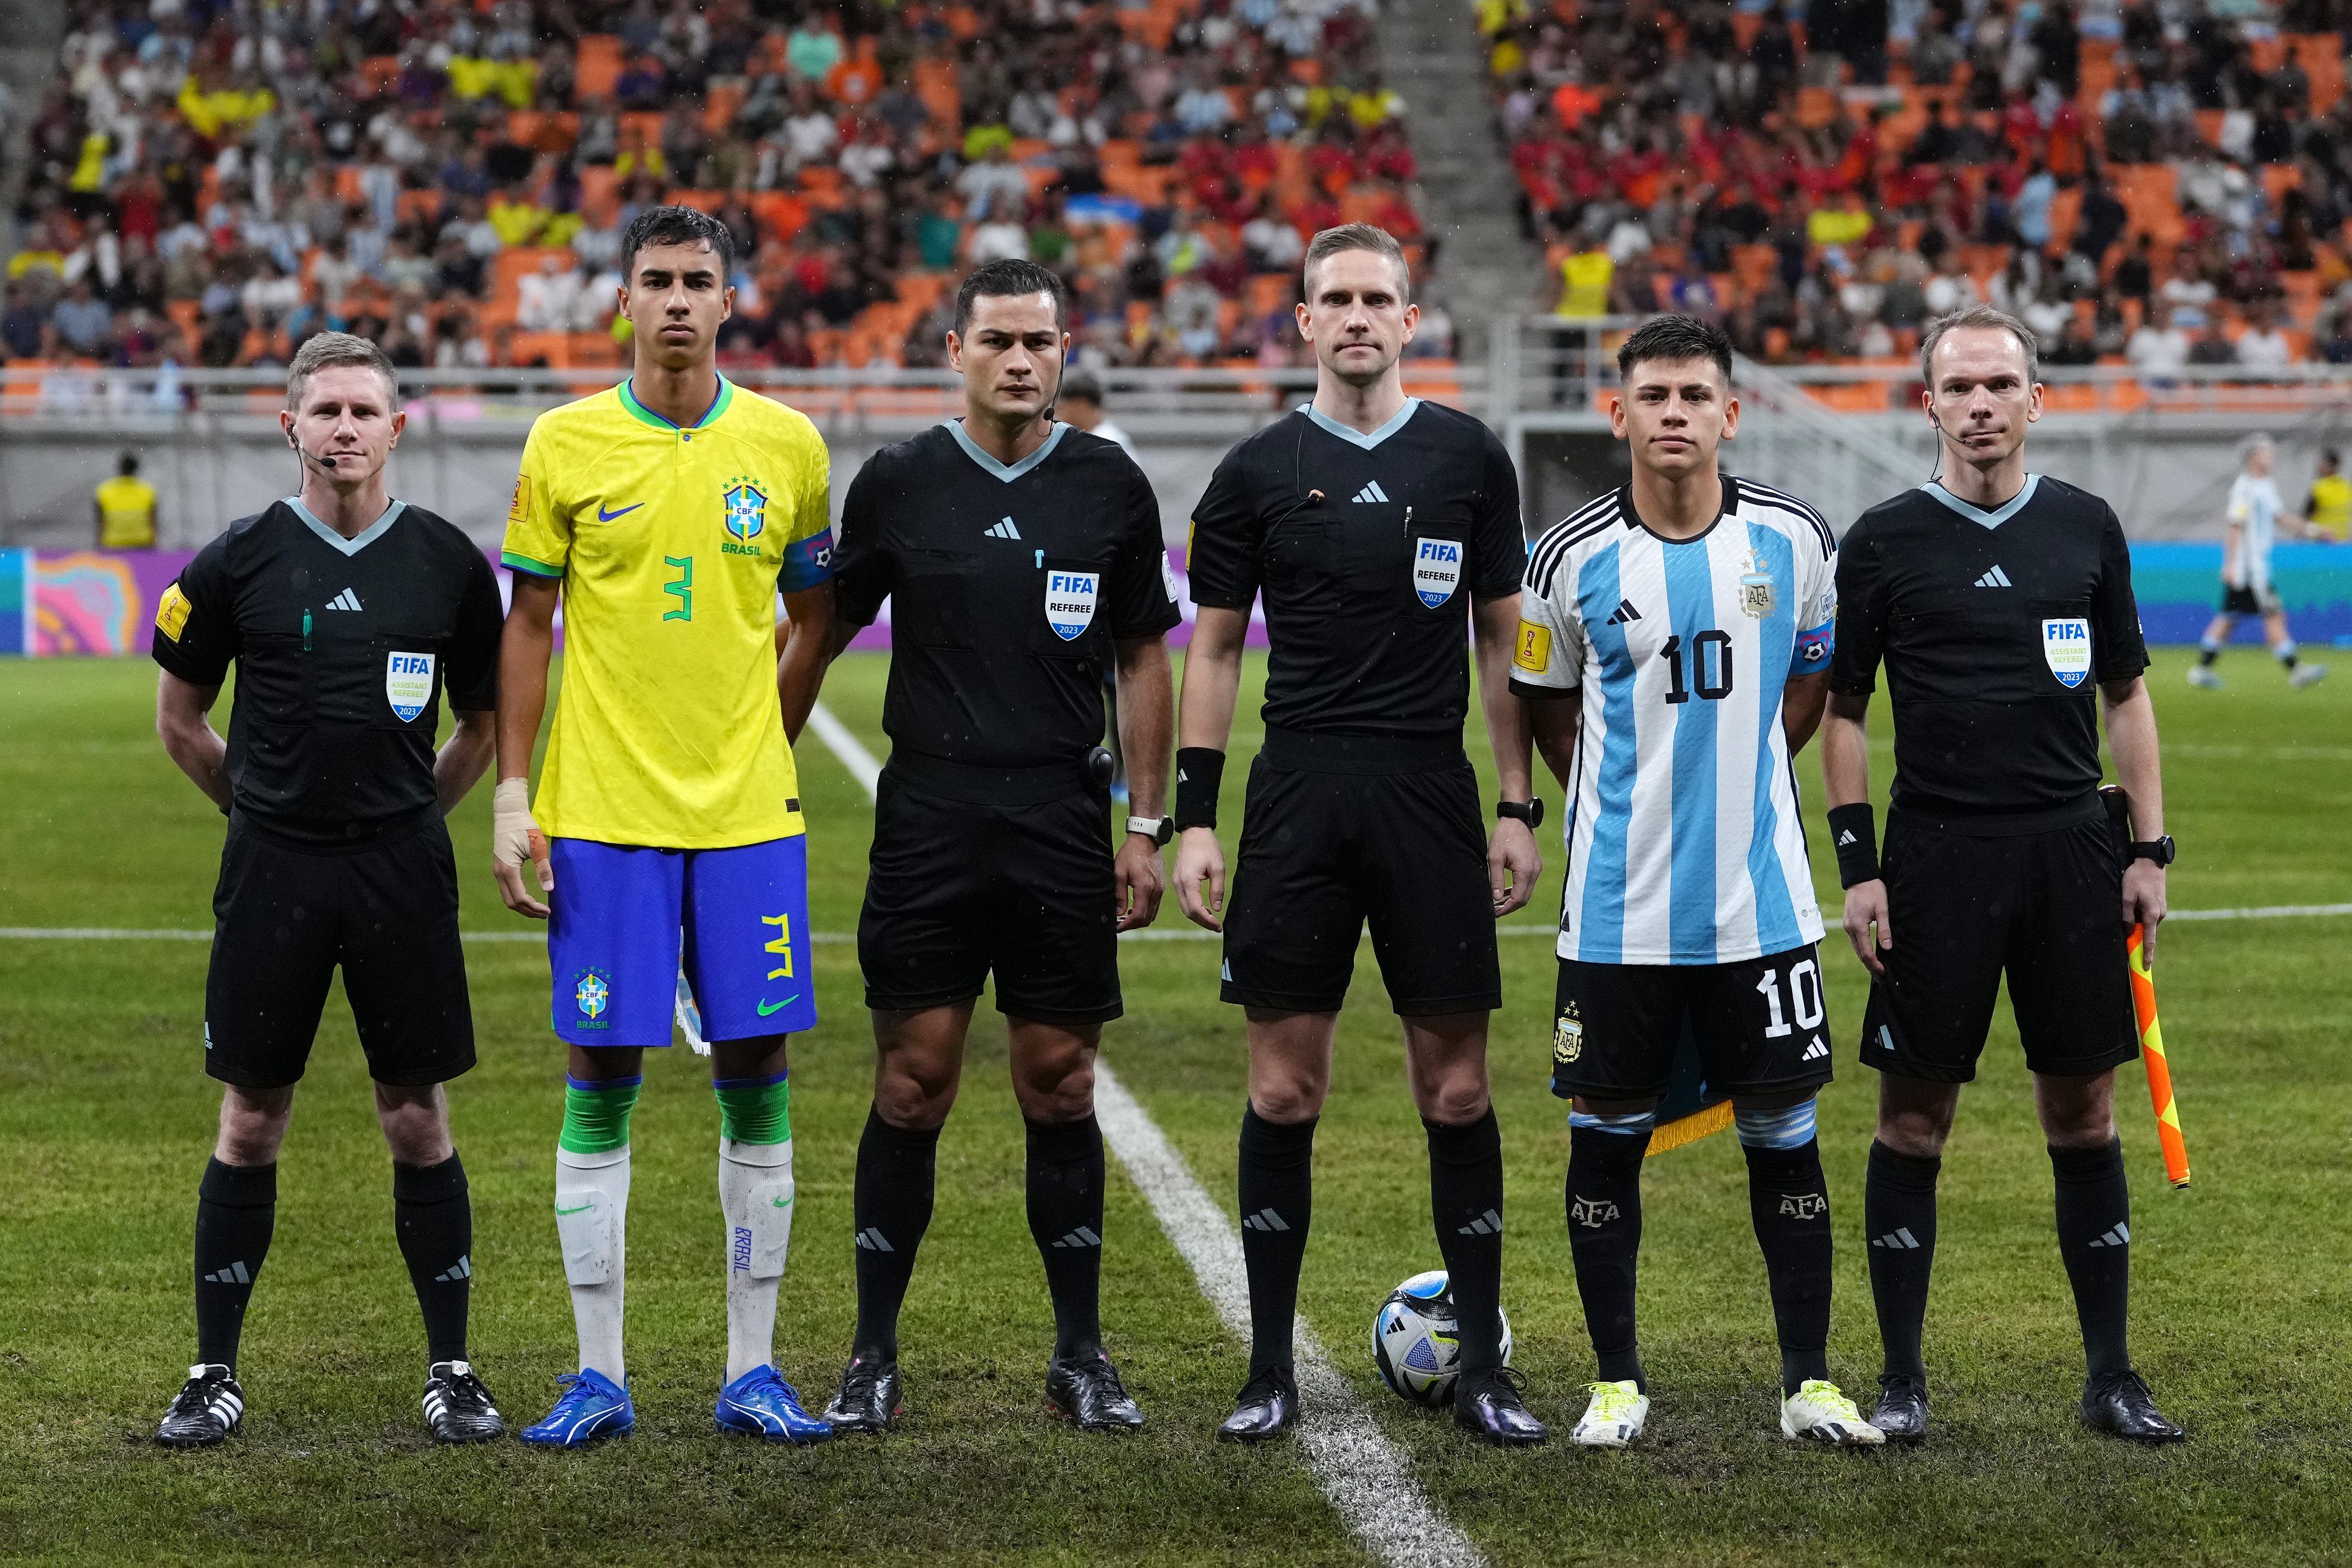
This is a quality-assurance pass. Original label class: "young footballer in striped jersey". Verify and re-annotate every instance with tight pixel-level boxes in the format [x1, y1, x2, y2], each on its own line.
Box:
[1511, 315, 1884, 1448]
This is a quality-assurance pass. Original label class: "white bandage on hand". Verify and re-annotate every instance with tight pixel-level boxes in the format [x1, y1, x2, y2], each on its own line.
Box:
[494, 776, 545, 874]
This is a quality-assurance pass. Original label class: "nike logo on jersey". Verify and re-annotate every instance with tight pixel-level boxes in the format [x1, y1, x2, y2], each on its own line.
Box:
[1351, 481, 1392, 504]
[756, 995, 800, 1017]
[1974, 565, 2014, 588]
[598, 502, 644, 521]
[1604, 598, 1641, 625]
[323, 588, 362, 611]
[984, 516, 1023, 540]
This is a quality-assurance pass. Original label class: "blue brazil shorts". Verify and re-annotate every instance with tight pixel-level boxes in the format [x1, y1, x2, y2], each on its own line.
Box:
[547, 835, 817, 1048]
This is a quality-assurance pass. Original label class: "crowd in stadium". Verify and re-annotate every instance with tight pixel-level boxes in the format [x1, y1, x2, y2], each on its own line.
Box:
[1490, 0, 2352, 369]
[0, 0, 1451, 375]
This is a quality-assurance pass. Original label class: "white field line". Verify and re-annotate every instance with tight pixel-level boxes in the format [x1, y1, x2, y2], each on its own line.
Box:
[10, 906, 2347, 945]
[804, 700, 1485, 1568]
[1093, 1060, 1485, 1568]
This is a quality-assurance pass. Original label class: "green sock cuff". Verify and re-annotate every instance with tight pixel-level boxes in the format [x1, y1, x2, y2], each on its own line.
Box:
[715, 1073, 791, 1145]
[559, 1076, 641, 1155]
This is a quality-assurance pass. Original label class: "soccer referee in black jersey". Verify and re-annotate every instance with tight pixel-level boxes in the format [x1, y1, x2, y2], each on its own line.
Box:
[1174, 224, 1547, 1446]
[820, 259, 1180, 1434]
[147, 333, 506, 1447]
[1824, 305, 2182, 1444]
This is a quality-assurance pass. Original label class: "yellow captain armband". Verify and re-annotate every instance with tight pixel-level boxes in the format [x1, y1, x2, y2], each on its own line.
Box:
[155, 581, 192, 641]
[1513, 618, 1552, 674]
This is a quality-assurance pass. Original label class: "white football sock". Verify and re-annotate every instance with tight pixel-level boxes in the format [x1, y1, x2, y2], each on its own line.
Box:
[554, 1143, 631, 1384]
[719, 1136, 794, 1382]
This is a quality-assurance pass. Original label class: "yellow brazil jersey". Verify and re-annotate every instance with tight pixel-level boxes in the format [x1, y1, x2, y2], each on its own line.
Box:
[502, 376, 833, 849]
[96, 474, 157, 547]
[2309, 473, 2350, 542]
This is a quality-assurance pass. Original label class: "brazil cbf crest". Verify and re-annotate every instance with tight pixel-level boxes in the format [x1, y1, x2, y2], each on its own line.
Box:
[1045, 569, 1099, 641]
[384, 651, 434, 723]
[722, 476, 767, 542]
[1413, 538, 1463, 608]
[572, 968, 613, 1030]
[2042, 617, 2091, 688]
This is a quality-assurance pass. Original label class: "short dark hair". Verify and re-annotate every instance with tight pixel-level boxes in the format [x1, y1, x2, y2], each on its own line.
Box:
[954, 258, 1069, 334]
[1616, 314, 1734, 382]
[620, 205, 735, 282]
[1303, 222, 1410, 302]
[2324, 447, 2341, 468]
[118, 450, 139, 475]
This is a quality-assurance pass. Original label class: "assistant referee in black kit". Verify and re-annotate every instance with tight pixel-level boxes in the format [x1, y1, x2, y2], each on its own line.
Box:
[1823, 305, 2181, 1445]
[1173, 224, 1547, 1446]
[819, 258, 1180, 1434]
[147, 333, 506, 1448]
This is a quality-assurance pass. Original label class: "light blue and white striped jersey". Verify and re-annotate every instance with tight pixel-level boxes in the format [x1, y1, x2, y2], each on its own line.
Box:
[1511, 477, 1838, 966]
[2227, 472, 2283, 593]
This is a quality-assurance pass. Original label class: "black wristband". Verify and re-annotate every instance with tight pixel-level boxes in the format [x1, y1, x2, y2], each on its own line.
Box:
[1172, 747, 1225, 830]
[1827, 803, 1881, 889]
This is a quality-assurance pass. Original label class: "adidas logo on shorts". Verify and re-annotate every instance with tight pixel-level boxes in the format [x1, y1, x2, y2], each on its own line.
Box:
[1801, 1036, 1829, 1061]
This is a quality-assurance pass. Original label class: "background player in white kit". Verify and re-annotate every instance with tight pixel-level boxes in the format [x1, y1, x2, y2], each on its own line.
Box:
[1511, 316, 1882, 1449]
[2188, 434, 2327, 689]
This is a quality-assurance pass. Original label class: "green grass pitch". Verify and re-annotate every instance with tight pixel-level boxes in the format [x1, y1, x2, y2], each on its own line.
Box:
[1, 650, 2347, 1566]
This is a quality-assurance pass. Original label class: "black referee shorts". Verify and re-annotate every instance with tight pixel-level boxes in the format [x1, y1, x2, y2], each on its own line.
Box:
[1859, 810, 2138, 1083]
[1221, 730, 1501, 1017]
[858, 758, 1121, 1027]
[204, 813, 476, 1090]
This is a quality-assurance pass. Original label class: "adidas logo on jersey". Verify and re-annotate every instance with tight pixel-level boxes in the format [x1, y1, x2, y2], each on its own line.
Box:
[1604, 598, 1641, 625]
[983, 517, 1023, 540]
[1974, 565, 2014, 588]
[1351, 481, 1392, 504]
[1871, 1227, 1923, 1250]
[1801, 1036, 1829, 1061]
[1050, 1227, 1103, 1249]
[2087, 1223, 2131, 1249]
[324, 588, 363, 611]
[1456, 1208, 1504, 1237]
[202, 1260, 253, 1285]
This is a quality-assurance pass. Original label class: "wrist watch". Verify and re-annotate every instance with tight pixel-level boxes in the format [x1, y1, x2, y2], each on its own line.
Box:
[2128, 836, 2176, 866]
[1127, 815, 1175, 846]
[1495, 798, 1545, 829]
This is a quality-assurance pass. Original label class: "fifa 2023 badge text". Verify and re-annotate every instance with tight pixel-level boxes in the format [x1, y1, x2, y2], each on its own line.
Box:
[384, 652, 434, 723]
[2042, 617, 2092, 688]
[1045, 570, 1099, 641]
[1413, 538, 1463, 607]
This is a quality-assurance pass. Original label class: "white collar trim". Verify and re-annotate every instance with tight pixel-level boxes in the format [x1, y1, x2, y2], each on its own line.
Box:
[1921, 473, 2040, 529]
[946, 418, 1069, 482]
[1304, 397, 1422, 450]
[287, 496, 406, 555]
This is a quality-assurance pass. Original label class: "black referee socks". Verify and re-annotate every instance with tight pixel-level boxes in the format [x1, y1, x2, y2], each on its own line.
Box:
[1426, 1109, 1506, 1376]
[1743, 1139, 1833, 1396]
[193, 1158, 276, 1371]
[1237, 1105, 1316, 1374]
[1865, 1139, 1941, 1384]
[1025, 1114, 1106, 1362]
[851, 1106, 941, 1363]
[2050, 1138, 2134, 1379]
[392, 1154, 473, 1366]
[1566, 1123, 1647, 1390]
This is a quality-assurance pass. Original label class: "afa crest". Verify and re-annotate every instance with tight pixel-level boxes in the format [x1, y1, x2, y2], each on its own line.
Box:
[723, 476, 768, 542]
[1553, 1002, 1584, 1066]
[573, 968, 613, 1027]
[1738, 551, 1776, 620]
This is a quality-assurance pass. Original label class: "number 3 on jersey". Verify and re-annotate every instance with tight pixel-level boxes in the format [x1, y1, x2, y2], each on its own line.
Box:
[663, 555, 692, 622]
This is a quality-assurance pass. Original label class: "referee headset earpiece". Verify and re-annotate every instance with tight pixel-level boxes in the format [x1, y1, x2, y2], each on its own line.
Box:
[1262, 415, 1324, 531]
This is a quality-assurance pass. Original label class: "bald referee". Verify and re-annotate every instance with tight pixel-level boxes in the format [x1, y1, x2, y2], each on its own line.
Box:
[1824, 305, 2182, 1444]
[1174, 224, 1545, 1446]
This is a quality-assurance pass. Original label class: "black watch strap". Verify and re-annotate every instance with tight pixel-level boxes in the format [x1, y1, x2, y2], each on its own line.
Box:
[1496, 798, 1544, 829]
[2129, 836, 2176, 866]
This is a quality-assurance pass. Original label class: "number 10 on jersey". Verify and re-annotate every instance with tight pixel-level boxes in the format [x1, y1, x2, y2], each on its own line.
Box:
[1660, 631, 1734, 704]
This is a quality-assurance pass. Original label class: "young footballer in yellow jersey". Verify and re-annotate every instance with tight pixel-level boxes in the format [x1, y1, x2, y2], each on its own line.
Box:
[492, 207, 843, 1447]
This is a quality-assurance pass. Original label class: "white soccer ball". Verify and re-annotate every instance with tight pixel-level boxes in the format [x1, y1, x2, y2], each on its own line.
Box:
[1371, 1269, 1512, 1407]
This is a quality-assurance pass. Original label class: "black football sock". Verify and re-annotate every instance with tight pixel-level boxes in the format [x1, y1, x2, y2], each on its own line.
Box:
[1425, 1108, 1506, 1376]
[194, 1158, 277, 1372]
[392, 1153, 473, 1365]
[1743, 1139, 1833, 1395]
[2050, 1139, 2133, 1379]
[1864, 1139, 1940, 1384]
[850, 1106, 940, 1364]
[1025, 1114, 1106, 1362]
[1237, 1104, 1316, 1375]
[1566, 1124, 1647, 1391]
[2198, 644, 2221, 667]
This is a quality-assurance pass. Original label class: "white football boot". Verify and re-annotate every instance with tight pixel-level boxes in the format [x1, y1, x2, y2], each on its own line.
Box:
[1781, 1378, 1886, 1445]
[1569, 1379, 1649, 1448]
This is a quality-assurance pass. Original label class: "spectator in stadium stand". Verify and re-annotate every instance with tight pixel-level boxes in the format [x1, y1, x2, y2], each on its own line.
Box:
[2235, 305, 2295, 374]
[52, 275, 111, 357]
[2127, 305, 2192, 378]
[2187, 314, 2240, 368]
[94, 451, 158, 549]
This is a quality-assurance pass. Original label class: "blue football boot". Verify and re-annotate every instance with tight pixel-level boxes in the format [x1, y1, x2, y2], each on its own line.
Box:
[715, 1365, 833, 1445]
[518, 1368, 634, 1446]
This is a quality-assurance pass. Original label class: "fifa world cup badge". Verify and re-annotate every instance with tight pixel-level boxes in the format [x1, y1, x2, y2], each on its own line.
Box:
[1553, 1002, 1583, 1066]
[1738, 552, 1776, 619]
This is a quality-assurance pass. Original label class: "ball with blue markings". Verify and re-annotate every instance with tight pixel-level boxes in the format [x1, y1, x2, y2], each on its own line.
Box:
[1371, 1269, 1513, 1407]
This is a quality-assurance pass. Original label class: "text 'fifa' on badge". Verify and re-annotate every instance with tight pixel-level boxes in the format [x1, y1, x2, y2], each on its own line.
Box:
[1738, 552, 1776, 619]
[385, 651, 435, 722]
[2041, 616, 2091, 688]
[1045, 569, 1099, 641]
[1414, 538, 1463, 607]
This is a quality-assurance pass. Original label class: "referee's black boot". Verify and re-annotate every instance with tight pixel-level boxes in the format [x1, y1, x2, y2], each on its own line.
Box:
[2080, 1369, 2184, 1443]
[1046, 1350, 1144, 1432]
[156, 1363, 244, 1447]
[1217, 1363, 1298, 1443]
[1871, 1375, 1930, 1444]
[1455, 1366, 1548, 1447]
[821, 1354, 903, 1434]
